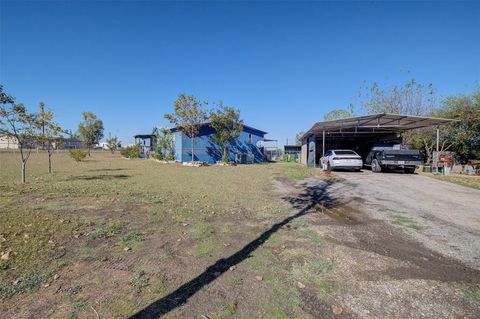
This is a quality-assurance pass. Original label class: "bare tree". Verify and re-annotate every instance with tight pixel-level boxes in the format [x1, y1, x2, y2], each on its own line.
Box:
[358, 79, 437, 116]
[38, 102, 63, 173]
[0, 86, 40, 183]
[106, 135, 120, 154]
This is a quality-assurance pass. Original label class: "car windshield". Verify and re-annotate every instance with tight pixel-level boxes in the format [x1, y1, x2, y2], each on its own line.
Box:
[334, 150, 357, 155]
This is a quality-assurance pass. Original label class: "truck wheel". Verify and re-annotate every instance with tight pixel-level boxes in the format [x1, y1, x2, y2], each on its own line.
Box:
[405, 167, 416, 174]
[372, 159, 381, 173]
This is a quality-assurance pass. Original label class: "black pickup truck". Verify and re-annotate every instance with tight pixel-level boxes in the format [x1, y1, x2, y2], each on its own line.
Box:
[364, 147, 423, 174]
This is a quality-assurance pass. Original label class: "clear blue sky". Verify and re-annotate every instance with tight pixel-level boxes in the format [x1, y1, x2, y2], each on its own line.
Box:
[1, 1, 479, 146]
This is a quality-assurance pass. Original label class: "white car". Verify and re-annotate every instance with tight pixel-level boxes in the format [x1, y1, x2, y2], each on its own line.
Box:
[321, 149, 363, 171]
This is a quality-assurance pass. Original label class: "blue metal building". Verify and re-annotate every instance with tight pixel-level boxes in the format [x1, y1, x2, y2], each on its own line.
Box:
[135, 123, 268, 164]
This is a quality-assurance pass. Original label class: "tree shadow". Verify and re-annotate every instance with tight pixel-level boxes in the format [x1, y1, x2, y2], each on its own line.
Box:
[128, 180, 335, 318]
[67, 174, 131, 181]
[87, 168, 128, 172]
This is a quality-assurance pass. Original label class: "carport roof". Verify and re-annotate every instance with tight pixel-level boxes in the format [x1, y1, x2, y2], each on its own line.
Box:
[303, 113, 456, 138]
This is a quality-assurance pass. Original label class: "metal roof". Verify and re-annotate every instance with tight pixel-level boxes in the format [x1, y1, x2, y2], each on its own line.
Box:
[303, 113, 456, 139]
[134, 134, 155, 139]
[169, 122, 267, 135]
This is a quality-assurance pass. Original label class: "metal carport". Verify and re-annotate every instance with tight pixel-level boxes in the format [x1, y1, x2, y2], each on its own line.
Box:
[301, 113, 455, 168]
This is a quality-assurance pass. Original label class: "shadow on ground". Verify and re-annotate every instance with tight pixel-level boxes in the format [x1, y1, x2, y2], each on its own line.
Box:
[87, 168, 128, 172]
[128, 180, 335, 318]
[67, 174, 131, 181]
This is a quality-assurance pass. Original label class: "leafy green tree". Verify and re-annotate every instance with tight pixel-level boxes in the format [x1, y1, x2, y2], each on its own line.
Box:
[324, 105, 354, 121]
[154, 127, 175, 160]
[404, 87, 480, 162]
[295, 132, 305, 145]
[210, 103, 243, 162]
[436, 89, 480, 161]
[38, 102, 63, 173]
[78, 112, 104, 156]
[165, 94, 208, 162]
[404, 126, 452, 164]
[0, 86, 40, 183]
[106, 135, 120, 154]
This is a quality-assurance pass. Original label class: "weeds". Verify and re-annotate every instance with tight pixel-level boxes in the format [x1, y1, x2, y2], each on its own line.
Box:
[291, 218, 309, 228]
[378, 207, 408, 214]
[67, 285, 83, 296]
[121, 231, 145, 242]
[459, 283, 480, 301]
[188, 222, 213, 240]
[342, 181, 359, 187]
[90, 224, 124, 239]
[300, 228, 325, 245]
[0, 271, 45, 299]
[73, 300, 87, 310]
[262, 307, 290, 319]
[223, 303, 236, 315]
[191, 241, 217, 257]
[130, 270, 149, 292]
[292, 259, 337, 300]
[392, 215, 424, 231]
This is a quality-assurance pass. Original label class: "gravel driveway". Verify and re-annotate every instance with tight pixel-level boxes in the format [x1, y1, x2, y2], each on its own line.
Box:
[335, 170, 480, 270]
[276, 171, 480, 318]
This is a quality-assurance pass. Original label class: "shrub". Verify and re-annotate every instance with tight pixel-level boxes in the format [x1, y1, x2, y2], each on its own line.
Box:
[69, 149, 87, 162]
[154, 127, 175, 160]
[120, 145, 141, 159]
[282, 154, 297, 162]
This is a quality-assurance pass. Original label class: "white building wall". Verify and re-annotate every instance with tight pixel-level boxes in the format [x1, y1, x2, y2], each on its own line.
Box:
[0, 136, 19, 149]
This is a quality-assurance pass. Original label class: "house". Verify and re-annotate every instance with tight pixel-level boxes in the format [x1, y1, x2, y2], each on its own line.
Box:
[54, 137, 83, 149]
[135, 123, 268, 164]
[0, 135, 19, 149]
[0, 134, 82, 149]
[134, 134, 155, 155]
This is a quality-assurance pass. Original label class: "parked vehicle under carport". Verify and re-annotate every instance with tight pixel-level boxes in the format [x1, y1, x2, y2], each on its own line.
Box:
[300, 114, 455, 168]
[364, 147, 423, 173]
[321, 149, 363, 171]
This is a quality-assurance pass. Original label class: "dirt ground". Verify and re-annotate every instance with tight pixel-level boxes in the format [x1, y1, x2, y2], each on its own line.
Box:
[1, 152, 479, 318]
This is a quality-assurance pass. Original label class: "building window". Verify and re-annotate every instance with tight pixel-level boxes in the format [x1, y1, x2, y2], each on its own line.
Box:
[248, 133, 253, 144]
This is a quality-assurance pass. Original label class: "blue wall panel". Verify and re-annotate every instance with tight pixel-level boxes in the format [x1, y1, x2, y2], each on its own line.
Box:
[173, 131, 183, 162]
[175, 126, 265, 164]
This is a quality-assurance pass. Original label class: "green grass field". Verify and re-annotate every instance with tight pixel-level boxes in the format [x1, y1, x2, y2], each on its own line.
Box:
[0, 151, 335, 318]
[430, 174, 480, 190]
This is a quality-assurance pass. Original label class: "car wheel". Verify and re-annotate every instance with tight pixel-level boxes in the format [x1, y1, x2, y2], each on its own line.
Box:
[372, 159, 381, 173]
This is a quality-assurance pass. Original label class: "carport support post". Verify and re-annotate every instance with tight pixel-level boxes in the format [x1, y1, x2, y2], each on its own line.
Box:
[322, 130, 325, 157]
[322, 130, 325, 170]
[435, 127, 440, 174]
